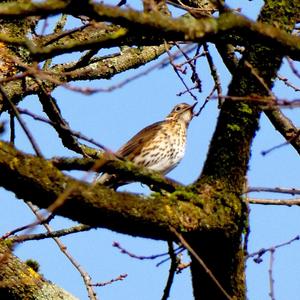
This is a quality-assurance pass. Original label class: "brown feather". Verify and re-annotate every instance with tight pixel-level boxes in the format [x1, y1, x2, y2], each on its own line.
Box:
[116, 121, 164, 159]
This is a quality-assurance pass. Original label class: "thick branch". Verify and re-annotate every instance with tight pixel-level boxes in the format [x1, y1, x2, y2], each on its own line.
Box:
[0, 45, 166, 111]
[0, 242, 78, 300]
[0, 141, 233, 241]
[51, 156, 180, 192]
[1, 2, 300, 60]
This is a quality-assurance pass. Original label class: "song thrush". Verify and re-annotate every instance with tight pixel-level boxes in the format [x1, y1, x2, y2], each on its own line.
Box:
[97, 102, 196, 186]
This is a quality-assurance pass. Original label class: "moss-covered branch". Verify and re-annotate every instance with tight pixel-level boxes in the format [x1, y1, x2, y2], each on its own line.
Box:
[51, 156, 180, 192]
[0, 242, 78, 300]
[0, 2, 300, 60]
[0, 45, 166, 111]
[0, 141, 238, 241]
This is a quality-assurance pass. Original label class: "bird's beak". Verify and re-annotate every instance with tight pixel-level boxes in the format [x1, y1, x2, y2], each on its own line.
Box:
[183, 102, 197, 112]
[189, 102, 197, 116]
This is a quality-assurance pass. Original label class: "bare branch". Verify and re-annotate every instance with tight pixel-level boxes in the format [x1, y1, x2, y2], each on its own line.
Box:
[0, 141, 228, 241]
[113, 241, 170, 261]
[11, 224, 92, 243]
[247, 187, 300, 195]
[247, 235, 300, 261]
[91, 274, 128, 287]
[51, 156, 181, 192]
[268, 249, 276, 300]
[246, 197, 300, 206]
[161, 241, 177, 300]
[277, 73, 300, 92]
[0, 2, 300, 60]
[203, 43, 222, 105]
[25, 202, 98, 300]
[264, 108, 300, 155]
[0, 85, 43, 156]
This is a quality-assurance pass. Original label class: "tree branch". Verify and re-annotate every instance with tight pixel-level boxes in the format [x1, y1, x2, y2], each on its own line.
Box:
[0, 141, 232, 241]
[0, 44, 167, 112]
[1, 2, 300, 60]
[51, 156, 180, 192]
[0, 242, 79, 300]
[246, 197, 300, 206]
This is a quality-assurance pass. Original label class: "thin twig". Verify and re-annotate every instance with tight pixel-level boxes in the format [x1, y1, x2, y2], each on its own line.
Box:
[261, 130, 300, 155]
[11, 224, 92, 243]
[113, 241, 170, 260]
[175, 42, 202, 92]
[247, 187, 300, 195]
[43, 23, 90, 47]
[36, 81, 85, 155]
[19, 108, 110, 152]
[164, 41, 198, 102]
[0, 85, 42, 156]
[203, 43, 222, 106]
[0, 214, 54, 240]
[268, 249, 276, 300]
[212, 94, 300, 108]
[244, 60, 274, 97]
[247, 235, 300, 261]
[193, 85, 216, 117]
[277, 74, 300, 92]
[43, 14, 68, 70]
[161, 241, 177, 300]
[9, 111, 15, 144]
[156, 247, 185, 267]
[286, 57, 300, 79]
[91, 274, 128, 287]
[25, 202, 98, 300]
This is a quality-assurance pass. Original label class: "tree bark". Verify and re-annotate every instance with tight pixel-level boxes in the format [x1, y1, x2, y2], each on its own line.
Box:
[189, 0, 299, 299]
[0, 242, 78, 300]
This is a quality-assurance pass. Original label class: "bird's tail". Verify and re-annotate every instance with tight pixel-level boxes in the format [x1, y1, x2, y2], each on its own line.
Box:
[96, 172, 129, 189]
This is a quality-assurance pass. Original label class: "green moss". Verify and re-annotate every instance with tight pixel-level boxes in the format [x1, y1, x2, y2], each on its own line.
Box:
[227, 123, 241, 132]
[169, 186, 203, 204]
[3, 238, 14, 249]
[238, 103, 253, 115]
[25, 259, 40, 272]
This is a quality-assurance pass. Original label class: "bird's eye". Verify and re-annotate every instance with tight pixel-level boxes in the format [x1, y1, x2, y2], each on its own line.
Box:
[175, 106, 181, 111]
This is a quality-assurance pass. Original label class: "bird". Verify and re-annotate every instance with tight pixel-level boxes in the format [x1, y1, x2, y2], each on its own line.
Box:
[97, 102, 196, 187]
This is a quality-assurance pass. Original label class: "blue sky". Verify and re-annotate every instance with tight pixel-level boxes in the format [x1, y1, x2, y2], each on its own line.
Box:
[1, 1, 300, 299]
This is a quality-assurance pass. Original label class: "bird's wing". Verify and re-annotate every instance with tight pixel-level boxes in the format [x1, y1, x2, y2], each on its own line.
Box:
[116, 121, 164, 159]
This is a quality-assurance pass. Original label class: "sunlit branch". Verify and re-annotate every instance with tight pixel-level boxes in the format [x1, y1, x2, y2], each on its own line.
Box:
[246, 197, 300, 206]
[51, 156, 181, 192]
[0, 2, 300, 60]
[11, 224, 92, 243]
